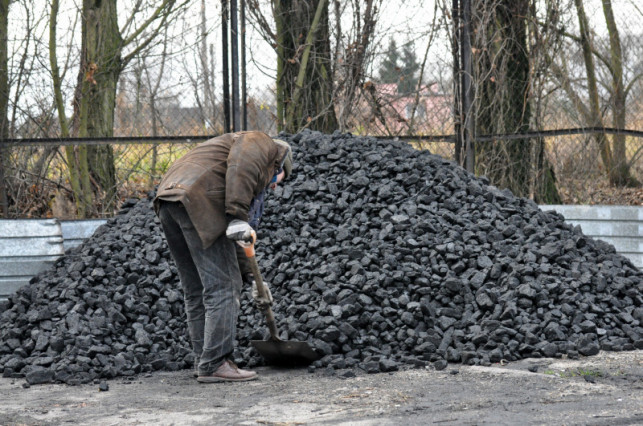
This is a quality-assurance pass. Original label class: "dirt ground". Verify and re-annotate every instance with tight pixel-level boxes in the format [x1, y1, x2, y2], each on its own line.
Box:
[0, 350, 641, 425]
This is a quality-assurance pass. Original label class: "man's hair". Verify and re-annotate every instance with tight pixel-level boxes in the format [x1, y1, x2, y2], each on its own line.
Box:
[273, 139, 293, 178]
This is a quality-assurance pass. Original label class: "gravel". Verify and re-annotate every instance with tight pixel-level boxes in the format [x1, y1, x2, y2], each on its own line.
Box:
[0, 130, 641, 384]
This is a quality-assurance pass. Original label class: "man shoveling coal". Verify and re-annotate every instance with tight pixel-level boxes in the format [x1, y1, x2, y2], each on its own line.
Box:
[154, 131, 292, 383]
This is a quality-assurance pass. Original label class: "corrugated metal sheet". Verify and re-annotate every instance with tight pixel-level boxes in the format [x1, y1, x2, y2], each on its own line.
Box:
[0, 219, 64, 300]
[541, 205, 643, 269]
[60, 219, 107, 251]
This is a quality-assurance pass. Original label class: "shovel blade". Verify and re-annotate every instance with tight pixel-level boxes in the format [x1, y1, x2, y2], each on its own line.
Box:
[251, 339, 320, 366]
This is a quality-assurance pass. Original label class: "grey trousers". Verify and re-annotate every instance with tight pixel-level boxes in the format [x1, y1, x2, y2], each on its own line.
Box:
[158, 201, 242, 374]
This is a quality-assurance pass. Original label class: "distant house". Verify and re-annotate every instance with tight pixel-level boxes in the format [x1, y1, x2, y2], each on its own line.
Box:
[358, 81, 452, 136]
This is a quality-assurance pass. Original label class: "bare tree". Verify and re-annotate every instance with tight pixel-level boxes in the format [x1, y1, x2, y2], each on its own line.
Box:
[50, 0, 90, 216]
[248, 0, 338, 133]
[0, 0, 7, 140]
[2, 0, 69, 217]
[461, 0, 561, 202]
[527, 0, 566, 203]
[331, 0, 382, 132]
[142, 27, 171, 185]
[184, 0, 221, 133]
[472, 0, 533, 198]
[549, 0, 641, 188]
[53, 0, 190, 217]
[0, 0, 8, 216]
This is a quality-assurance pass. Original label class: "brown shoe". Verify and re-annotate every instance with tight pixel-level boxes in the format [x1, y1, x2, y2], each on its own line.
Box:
[197, 360, 258, 383]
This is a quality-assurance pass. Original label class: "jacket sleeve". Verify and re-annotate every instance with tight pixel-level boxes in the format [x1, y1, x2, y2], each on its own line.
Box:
[225, 133, 276, 222]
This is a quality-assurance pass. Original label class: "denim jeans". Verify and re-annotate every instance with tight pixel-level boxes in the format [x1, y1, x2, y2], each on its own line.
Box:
[158, 201, 242, 375]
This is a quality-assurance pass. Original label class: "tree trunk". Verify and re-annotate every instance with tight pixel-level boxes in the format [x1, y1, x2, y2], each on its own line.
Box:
[273, 0, 337, 133]
[76, 0, 122, 214]
[333, 0, 378, 132]
[573, 0, 612, 173]
[51, 0, 90, 217]
[534, 136, 561, 204]
[473, 0, 534, 198]
[0, 0, 7, 139]
[0, 0, 8, 216]
[602, 0, 638, 187]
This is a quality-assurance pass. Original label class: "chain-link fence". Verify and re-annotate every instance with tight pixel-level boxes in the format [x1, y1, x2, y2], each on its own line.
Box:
[0, 141, 197, 218]
[1, 0, 642, 218]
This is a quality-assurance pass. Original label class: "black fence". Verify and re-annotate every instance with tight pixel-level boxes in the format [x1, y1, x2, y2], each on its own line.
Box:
[1, 126, 641, 218]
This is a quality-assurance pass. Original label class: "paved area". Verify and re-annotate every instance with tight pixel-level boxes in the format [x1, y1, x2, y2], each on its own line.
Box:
[0, 351, 641, 425]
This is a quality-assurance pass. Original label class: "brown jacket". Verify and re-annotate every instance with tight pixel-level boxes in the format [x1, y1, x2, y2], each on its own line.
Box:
[154, 131, 288, 249]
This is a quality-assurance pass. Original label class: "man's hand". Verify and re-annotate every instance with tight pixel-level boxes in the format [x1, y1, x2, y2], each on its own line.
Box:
[251, 280, 273, 309]
[226, 219, 254, 242]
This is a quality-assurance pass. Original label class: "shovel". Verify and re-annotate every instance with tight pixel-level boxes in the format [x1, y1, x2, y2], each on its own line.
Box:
[238, 232, 320, 367]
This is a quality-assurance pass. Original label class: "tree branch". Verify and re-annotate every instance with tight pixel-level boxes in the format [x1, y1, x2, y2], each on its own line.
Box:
[49, 0, 69, 137]
[245, 0, 276, 42]
[121, 0, 190, 67]
[286, 0, 329, 127]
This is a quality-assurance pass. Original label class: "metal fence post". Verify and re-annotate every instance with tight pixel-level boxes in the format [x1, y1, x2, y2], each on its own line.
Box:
[241, 0, 247, 131]
[222, 0, 231, 133]
[230, 0, 240, 131]
[460, 0, 475, 173]
[452, 0, 462, 166]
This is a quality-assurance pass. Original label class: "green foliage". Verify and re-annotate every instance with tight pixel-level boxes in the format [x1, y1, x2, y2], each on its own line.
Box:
[379, 38, 401, 84]
[399, 43, 420, 94]
[378, 37, 420, 95]
[543, 369, 604, 378]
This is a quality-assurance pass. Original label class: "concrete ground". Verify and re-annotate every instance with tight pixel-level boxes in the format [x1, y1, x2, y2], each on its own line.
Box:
[0, 350, 641, 425]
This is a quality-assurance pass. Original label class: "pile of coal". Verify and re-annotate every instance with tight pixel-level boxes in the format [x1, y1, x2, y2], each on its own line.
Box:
[0, 201, 192, 385]
[0, 130, 641, 384]
[241, 131, 642, 372]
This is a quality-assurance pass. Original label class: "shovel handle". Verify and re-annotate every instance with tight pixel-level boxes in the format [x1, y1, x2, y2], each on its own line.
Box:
[238, 231, 256, 258]
[239, 232, 280, 340]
